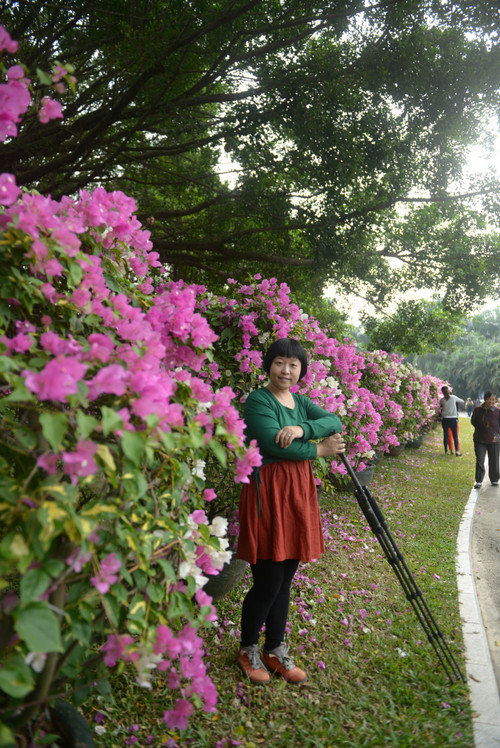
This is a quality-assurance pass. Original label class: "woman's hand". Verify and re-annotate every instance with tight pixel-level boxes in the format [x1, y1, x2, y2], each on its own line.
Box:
[275, 425, 304, 448]
[316, 432, 346, 457]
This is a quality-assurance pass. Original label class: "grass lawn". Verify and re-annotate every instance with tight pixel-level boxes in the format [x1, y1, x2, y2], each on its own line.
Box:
[84, 419, 476, 747]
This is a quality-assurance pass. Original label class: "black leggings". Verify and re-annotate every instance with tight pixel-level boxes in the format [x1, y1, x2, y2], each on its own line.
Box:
[240, 558, 299, 651]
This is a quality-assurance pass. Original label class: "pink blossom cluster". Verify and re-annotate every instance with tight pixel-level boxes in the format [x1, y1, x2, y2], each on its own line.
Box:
[101, 609, 218, 728]
[362, 350, 441, 444]
[0, 25, 66, 144]
[200, 276, 444, 474]
[0, 26, 261, 734]
[0, 188, 258, 484]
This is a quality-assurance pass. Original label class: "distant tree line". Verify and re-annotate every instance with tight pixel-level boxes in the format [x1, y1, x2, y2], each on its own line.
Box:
[410, 308, 500, 398]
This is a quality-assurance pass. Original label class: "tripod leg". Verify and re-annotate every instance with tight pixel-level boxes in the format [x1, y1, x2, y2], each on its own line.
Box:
[340, 454, 465, 684]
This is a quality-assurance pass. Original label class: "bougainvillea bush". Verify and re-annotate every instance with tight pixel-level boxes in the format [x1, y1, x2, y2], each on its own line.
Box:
[0, 25, 445, 745]
[361, 350, 442, 447]
[199, 278, 443, 478]
[0, 28, 260, 744]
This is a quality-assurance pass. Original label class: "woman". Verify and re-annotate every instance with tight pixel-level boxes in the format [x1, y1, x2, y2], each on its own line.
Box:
[471, 391, 500, 489]
[236, 338, 345, 684]
[439, 386, 463, 456]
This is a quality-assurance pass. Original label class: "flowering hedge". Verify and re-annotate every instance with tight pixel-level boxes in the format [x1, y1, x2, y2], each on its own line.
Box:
[0, 28, 261, 743]
[0, 25, 445, 744]
[199, 278, 443, 476]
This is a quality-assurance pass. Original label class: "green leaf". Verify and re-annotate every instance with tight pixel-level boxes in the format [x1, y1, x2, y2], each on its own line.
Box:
[110, 583, 128, 604]
[146, 582, 164, 603]
[101, 405, 124, 436]
[68, 261, 83, 286]
[36, 67, 52, 85]
[2, 381, 34, 403]
[121, 431, 145, 466]
[103, 594, 119, 627]
[69, 619, 93, 647]
[0, 722, 17, 747]
[39, 412, 68, 451]
[0, 355, 19, 373]
[132, 569, 148, 591]
[44, 559, 65, 577]
[128, 595, 147, 621]
[209, 438, 227, 467]
[20, 568, 51, 603]
[167, 591, 193, 620]
[13, 426, 37, 450]
[76, 410, 98, 439]
[13, 602, 63, 653]
[156, 558, 176, 581]
[0, 660, 35, 699]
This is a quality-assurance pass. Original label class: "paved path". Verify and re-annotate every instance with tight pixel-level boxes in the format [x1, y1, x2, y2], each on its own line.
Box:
[457, 477, 500, 746]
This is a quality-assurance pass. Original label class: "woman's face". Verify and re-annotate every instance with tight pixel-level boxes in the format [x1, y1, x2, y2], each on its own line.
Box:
[268, 356, 301, 392]
[485, 395, 497, 408]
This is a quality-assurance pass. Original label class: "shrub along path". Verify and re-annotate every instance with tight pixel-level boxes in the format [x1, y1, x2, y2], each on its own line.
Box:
[85, 423, 477, 747]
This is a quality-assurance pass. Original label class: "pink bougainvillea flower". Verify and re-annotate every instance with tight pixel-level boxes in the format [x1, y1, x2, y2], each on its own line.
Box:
[195, 588, 217, 622]
[36, 453, 59, 475]
[1, 332, 33, 353]
[153, 625, 182, 658]
[0, 81, 31, 141]
[233, 440, 262, 483]
[40, 257, 64, 277]
[101, 633, 135, 667]
[51, 64, 67, 83]
[62, 439, 99, 482]
[138, 279, 154, 294]
[0, 25, 18, 53]
[40, 331, 82, 356]
[91, 553, 122, 594]
[189, 509, 208, 525]
[87, 363, 127, 400]
[0, 173, 20, 205]
[84, 332, 116, 363]
[23, 355, 87, 402]
[66, 547, 92, 572]
[38, 96, 63, 124]
[163, 699, 194, 730]
[6, 65, 28, 84]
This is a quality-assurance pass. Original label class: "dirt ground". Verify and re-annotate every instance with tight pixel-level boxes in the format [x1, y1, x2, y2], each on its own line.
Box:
[471, 482, 500, 690]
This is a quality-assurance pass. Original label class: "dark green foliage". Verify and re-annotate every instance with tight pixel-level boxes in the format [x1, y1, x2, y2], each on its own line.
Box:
[2, 0, 500, 316]
[414, 307, 500, 396]
[363, 299, 465, 355]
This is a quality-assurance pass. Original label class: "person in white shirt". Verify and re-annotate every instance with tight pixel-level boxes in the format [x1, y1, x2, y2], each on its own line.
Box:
[439, 386, 464, 456]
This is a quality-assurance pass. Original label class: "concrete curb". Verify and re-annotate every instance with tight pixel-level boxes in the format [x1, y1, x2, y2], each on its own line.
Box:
[456, 485, 500, 747]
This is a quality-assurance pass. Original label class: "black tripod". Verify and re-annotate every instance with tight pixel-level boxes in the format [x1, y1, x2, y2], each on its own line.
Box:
[340, 453, 466, 684]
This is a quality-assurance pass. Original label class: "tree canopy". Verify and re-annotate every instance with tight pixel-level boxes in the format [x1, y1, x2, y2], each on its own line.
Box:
[2, 0, 500, 315]
[414, 307, 500, 397]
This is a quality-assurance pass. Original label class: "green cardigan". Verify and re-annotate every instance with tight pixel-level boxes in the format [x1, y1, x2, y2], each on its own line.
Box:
[243, 387, 343, 466]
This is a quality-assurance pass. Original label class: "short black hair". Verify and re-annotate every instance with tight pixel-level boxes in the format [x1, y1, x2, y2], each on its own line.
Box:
[263, 338, 308, 380]
[484, 391, 493, 400]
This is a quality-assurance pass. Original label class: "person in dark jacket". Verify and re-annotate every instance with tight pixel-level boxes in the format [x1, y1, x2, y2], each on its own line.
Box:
[471, 391, 500, 489]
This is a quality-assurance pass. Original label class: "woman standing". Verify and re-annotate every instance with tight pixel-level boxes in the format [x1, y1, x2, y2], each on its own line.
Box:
[471, 391, 500, 489]
[236, 338, 345, 684]
[439, 386, 464, 456]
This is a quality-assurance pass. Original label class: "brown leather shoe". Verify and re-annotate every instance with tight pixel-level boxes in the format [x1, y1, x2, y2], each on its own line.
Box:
[262, 643, 307, 683]
[238, 645, 270, 684]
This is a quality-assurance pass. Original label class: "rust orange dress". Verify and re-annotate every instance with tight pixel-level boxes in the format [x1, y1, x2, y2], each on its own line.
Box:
[236, 387, 342, 565]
